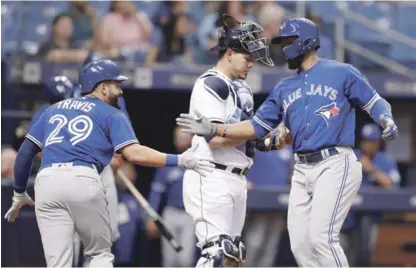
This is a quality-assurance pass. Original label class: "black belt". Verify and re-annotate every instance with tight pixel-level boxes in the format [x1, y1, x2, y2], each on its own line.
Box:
[213, 163, 249, 176]
[202, 235, 233, 250]
[296, 147, 339, 164]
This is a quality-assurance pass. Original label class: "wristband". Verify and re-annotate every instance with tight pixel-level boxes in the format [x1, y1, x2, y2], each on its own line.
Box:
[166, 154, 178, 167]
[221, 125, 228, 138]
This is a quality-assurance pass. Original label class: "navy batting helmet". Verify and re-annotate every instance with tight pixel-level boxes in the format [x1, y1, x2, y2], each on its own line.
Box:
[271, 18, 320, 60]
[44, 75, 74, 104]
[210, 14, 274, 66]
[79, 59, 128, 94]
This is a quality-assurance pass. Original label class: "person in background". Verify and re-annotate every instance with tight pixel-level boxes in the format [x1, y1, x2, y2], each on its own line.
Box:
[113, 161, 149, 267]
[341, 123, 401, 266]
[1, 146, 17, 178]
[98, 0, 158, 65]
[37, 13, 88, 62]
[243, 145, 294, 267]
[68, 1, 97, 48]
[146, 126, 196, 267]
[307, 10, 334, 59]
[157, 13, 196, 65]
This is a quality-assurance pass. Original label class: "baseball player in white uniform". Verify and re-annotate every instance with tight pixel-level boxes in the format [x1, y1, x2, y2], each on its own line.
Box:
[182, 14, 274, 267]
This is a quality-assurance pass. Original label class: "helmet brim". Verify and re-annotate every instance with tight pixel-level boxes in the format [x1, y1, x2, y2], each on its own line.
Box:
[113, 75, 128, 81]
[271, 35, 299, 45]
[210, 45, 226, 52]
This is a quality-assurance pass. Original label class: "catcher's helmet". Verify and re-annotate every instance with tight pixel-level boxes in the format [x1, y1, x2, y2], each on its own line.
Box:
[271, 18, 320, 59]
[78, 59, 128, 94]
[210, 14, 274, 66]
[44, 75, 74, 104]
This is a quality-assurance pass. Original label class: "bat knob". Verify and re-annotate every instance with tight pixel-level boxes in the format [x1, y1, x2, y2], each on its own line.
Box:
[175, 245, 183, 252]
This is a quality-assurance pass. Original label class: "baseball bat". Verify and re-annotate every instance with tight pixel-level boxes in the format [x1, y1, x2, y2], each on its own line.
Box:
[116, 169, 183, 252]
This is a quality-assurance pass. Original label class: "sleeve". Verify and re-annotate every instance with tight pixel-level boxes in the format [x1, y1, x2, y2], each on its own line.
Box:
[345, 65, 382, 113]
[148, 168, 167, 210]
[108, 111, 139, 153]
[192, 76, 230, 123]
[13, 139, 41, 193]
[250, 86, 283, 139]
[26, 111, 47, 149]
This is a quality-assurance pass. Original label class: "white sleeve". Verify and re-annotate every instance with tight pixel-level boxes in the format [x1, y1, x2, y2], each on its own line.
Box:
[190, 77, 230, 123]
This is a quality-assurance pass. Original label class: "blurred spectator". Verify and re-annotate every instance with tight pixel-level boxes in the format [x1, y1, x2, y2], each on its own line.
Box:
[113, 161, 149, 267]
[341, 123, 401, 266]
[195, 1, 256, 64]
[157, 13, 196, 64]
[1, 147, 17, 178]
[68, 1, 97, 47]
[37, 13, 88, 62]
[244, 146, 294, 267]
[307, 10, 334, 59]
[146, 126, 195, 267]
[98, 0, 158, 64]
[256, 2, 286, 66]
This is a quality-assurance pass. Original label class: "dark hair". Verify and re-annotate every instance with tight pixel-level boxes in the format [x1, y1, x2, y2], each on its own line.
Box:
[52, 13, 72, 27]
[162, 14, 186, 58]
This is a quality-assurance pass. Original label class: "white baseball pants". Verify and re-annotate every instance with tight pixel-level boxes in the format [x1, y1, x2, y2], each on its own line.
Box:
[183, 169, 247, 249]
[34, 165, 114, 267]
[288, 147, 362, 267]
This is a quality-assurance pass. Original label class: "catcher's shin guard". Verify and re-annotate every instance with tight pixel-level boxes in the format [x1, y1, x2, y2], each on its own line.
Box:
[196, 235, 244, 267]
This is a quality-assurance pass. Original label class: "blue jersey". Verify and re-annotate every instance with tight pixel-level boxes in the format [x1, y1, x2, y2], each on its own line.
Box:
[148, 167, 185, 210]
[26, 96, 138, 173]
[251, 59, 381, 153]
[30, 103, 51, 129]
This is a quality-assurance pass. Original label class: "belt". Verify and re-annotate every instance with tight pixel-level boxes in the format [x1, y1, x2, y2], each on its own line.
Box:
[296, 147, 339, 164]
[212, 163, 249, 176]
[202, 235, 233, 250]
[42, 161, 97, 172]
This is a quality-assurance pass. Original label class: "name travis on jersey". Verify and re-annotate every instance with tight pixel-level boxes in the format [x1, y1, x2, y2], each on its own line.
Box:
[283, 84, 339, 112]
[56, 99, 95, 113]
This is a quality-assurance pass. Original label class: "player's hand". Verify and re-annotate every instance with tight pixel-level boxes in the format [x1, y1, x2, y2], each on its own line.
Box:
[178, 144, 215, 177]
[360, 155, 374, 173]
[380, 115, 398, 141]
[176, 112, 217, 139]
[4, 191, 35, 223]
[146, 219, 160, 239]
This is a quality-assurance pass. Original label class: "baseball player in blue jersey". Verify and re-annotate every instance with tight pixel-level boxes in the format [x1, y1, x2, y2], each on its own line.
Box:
[4, 59, 214, 267]
[176, 18, 399, 267]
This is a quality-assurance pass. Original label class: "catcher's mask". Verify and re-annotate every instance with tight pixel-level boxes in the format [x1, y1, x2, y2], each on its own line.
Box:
[210, 14, 274, 67]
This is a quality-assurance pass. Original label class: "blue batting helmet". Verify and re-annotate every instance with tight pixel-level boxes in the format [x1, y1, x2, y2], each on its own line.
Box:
[44, 75, 74, 104]
[210, 14, 274, 66]
[361, 123, 382, 141]
[271, 18, 320, 59]
[78, 59, 128, 94]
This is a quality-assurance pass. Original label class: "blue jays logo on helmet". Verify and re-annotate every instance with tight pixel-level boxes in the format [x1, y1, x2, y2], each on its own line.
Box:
[271, 18, 320, 59]
[314, 102, 340, 125]
[361, 123, 382, 141]
[44, 75, 74, 104]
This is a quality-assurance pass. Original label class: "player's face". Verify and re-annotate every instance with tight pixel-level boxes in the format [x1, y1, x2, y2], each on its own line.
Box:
[231, 51, 254, 80]
[103, 81, 123, 109]
[360, 140, 380, 156]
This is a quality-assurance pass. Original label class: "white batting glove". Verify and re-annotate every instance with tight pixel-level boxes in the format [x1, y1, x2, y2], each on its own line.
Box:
[178, 144, 215, 177]
[4, 191, 35, 223]
[176, 112, 217, 139]
[380, 115, 398, 141]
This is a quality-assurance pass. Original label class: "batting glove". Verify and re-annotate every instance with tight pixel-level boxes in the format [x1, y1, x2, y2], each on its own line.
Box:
[4, 191, 35, 223]
[178, 144, 215, 177]
[176, 112, 217, 140]
[380, 115, 398, 141]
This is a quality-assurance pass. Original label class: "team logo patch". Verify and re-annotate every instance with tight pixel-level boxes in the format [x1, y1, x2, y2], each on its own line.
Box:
[314, 102, 340, 125]
[280, 22, 286, 30]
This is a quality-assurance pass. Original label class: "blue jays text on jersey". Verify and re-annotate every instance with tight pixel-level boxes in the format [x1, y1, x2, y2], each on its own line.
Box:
[251, 59, 383, 153]
[26, 96, 138, 173]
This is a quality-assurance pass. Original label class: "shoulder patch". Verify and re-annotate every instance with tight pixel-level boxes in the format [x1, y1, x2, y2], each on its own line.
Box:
[203, 76, 230, 101]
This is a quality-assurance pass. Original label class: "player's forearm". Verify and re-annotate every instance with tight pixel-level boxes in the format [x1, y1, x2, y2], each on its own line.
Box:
[209, 137, 247, 148]
[13, 139, 41, 193]
[122, 144, 174, 168]
[368, 98, 393, 126]
[370, 170, 394, 189]
[214, 120, 257, 140]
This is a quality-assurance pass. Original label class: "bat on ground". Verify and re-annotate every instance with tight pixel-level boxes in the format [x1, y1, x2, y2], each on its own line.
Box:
[116, 169, 183, 252]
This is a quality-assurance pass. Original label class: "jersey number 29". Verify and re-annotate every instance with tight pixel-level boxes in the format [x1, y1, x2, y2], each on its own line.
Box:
[45, 114, 93, 147]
